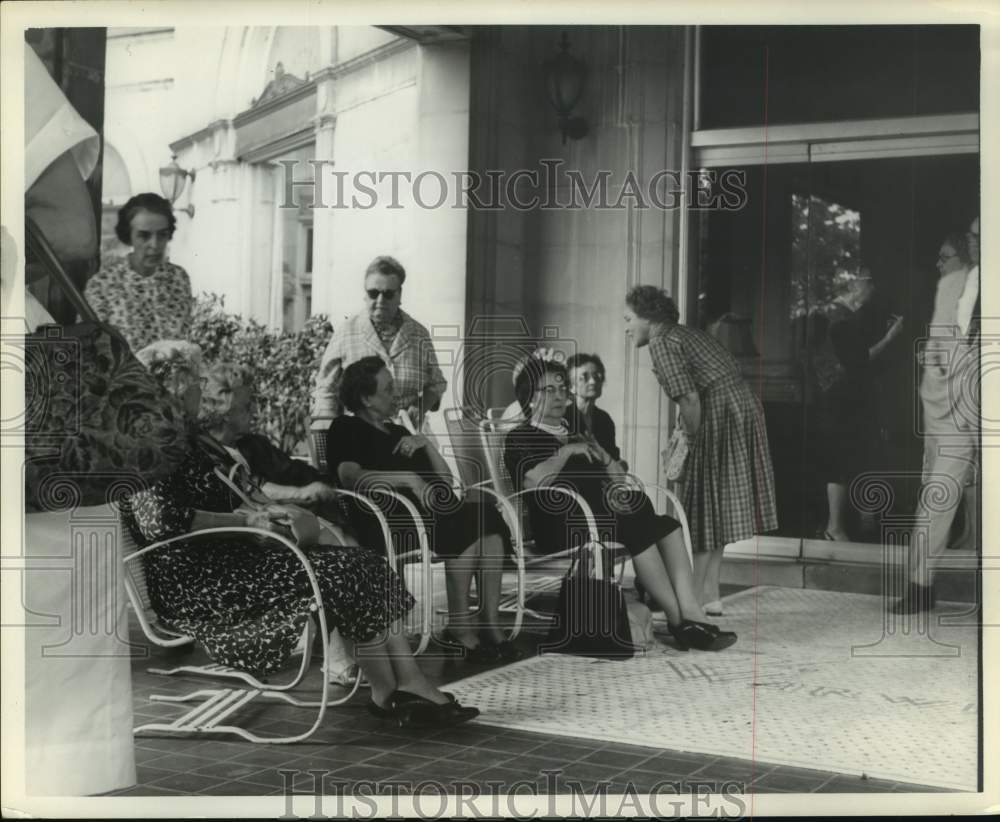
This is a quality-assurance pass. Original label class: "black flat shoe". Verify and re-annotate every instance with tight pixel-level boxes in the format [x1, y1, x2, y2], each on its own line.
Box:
[889, 583, 936, 614]
[390, 690, 479, 729]
[480, 633, 526, 662]
[367, 691, 456, 719]
[669, 620, 738, 652]
[439, 629, 501, 664]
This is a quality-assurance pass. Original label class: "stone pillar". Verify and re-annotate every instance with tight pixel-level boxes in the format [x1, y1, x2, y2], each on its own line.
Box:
[413, 41, 471, 414]
[310, 70, 338, 329]
[618, 27, 690, 487]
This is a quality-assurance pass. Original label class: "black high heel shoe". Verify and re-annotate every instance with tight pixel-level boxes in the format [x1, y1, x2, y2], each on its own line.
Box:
[389, 690, 479, 729]
[479, 632, 525, 662]
[367, 691, 456, 719]
[669, 620, 738, 652]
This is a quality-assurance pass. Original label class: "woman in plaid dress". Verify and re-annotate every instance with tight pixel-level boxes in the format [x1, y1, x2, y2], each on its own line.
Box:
[625, 286, 777, 613]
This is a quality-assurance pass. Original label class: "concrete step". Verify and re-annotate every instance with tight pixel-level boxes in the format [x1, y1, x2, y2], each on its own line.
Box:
[720, 550, 978, 603]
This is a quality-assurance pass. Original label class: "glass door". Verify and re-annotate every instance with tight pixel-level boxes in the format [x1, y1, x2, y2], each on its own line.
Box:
[693, 154, 978, 544]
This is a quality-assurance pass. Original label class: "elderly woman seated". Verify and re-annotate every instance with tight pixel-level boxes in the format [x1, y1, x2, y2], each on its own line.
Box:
[200, 362, 356, 542]
[125, 341, 478, 727]
[326, 355, 521, 664]
[502, 357, 737, 652]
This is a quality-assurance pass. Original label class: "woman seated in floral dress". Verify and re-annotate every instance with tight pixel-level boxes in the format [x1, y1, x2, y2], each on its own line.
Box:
[123, 340, 478, 727]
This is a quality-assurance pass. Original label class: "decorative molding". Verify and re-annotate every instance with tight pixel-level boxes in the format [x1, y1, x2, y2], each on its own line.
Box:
[233, 77, 317, 130]
[314, 112, 338, 131]
[170, 119, 231, 154]
[311, 37, 415, 84]
[251, 62, 309, 108]
[239, 126, 315, 163]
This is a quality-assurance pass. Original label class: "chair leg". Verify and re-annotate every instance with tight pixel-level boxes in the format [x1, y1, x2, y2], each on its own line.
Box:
[147, 621, 314, 691]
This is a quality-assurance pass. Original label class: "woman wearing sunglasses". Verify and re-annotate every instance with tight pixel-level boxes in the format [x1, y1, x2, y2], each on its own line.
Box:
[310, 255, 447, 431]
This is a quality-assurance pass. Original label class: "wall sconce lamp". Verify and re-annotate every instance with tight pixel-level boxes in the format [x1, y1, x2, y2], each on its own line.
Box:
[544, 31, 589, 145]
[159, 155, 196, 218]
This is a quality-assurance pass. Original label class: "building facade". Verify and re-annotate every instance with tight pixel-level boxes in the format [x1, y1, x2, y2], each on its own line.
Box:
[103, 24, 980, 549]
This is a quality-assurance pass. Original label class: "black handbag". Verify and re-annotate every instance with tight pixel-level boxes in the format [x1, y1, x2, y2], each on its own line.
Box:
[539, 547, 637, 660]
[23, 217, 191, 511]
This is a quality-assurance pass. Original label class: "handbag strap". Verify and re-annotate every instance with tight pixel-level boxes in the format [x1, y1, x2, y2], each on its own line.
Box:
[25, 216, 99, 323]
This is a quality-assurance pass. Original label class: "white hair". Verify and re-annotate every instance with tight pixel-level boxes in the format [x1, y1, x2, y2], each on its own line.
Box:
[135, 339, 203, 373]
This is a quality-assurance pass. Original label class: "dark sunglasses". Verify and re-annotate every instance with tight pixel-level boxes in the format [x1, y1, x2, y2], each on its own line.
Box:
[366, 288, 398, 300]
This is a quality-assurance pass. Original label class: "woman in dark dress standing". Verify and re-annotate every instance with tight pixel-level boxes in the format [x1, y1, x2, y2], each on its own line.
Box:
[812, 274, 903, 541]
[624, 285, 778, 615]
[326, 356, 520, 663]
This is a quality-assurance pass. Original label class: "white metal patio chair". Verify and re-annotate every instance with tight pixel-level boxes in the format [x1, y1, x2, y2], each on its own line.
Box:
[121, 522, 359, 743]
[307, 420, 334, 474]
[475, 410, 628, 624]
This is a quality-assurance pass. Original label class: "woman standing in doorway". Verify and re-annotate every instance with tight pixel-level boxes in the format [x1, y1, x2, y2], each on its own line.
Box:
[624, 285, 778, 615]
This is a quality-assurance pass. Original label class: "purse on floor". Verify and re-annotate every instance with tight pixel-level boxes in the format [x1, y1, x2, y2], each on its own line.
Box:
[23, 218, 191, 511]
[539, 547, 637, 660]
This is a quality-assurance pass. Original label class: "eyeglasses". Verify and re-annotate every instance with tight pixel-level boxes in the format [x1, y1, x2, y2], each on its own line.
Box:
[366, 288, 398, 300]
[577, 372, 605, 383]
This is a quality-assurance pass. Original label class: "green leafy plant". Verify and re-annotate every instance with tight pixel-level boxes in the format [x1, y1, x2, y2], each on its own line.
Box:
[188, 293, 332, 455]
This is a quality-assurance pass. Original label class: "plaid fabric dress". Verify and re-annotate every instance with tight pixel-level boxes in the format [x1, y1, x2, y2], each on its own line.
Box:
[648, 324, 778, 553]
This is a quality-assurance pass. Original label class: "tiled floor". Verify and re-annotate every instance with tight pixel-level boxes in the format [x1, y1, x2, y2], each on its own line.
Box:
[111, 584, 953, 798]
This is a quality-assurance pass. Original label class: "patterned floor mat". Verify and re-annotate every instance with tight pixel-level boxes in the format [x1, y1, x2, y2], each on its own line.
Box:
[446, 586, 979, 791]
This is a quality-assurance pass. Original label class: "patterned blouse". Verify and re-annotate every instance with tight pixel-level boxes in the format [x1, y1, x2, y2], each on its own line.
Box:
[85, 257, 193, 351]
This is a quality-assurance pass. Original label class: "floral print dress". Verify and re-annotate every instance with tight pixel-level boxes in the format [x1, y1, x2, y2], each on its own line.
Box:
[123, 445, 414, 676]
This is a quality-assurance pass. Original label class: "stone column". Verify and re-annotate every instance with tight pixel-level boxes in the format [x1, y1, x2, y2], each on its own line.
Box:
[310, 69, 338, 327]
[413, 41, 471, 415]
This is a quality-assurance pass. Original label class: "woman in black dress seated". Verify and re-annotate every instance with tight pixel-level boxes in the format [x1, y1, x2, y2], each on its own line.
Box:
[326, 356, 520, 663]
[563, 352, 625, 467]
[125, 341, 477, 727]
[503, 357, 736, 651]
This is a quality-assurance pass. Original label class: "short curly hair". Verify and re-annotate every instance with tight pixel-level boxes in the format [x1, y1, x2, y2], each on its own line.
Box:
[135, 339, 202, 396]
[115, 193, 177, 245]
[625, 285, 679, 324]
[199, 362, 254, 430]
[513, 358, 568, 416]
[565, 353, 606, 379]
[340, 355, 389, 413]
[364, 255, 406, 284]
[205, 362, 254, 396]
